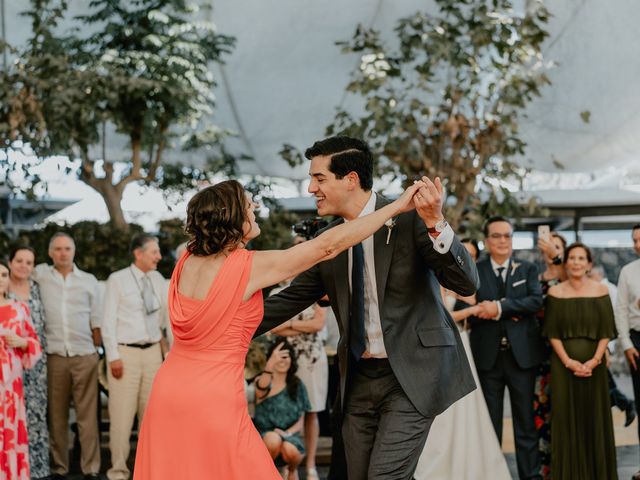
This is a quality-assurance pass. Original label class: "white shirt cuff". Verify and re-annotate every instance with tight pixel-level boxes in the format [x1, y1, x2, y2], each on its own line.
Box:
[620, 337, 634, 352]
[106, 345, 121, 362]
[429, 224, 454, 253]
[493, 301, 502, 320]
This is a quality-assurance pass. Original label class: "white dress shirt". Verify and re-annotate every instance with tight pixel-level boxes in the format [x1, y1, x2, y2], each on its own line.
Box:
[102, 264, 169, 362]
[347, 192, 455, 358]
[33, 263, 101, 356]
[615, 258, 640, 351]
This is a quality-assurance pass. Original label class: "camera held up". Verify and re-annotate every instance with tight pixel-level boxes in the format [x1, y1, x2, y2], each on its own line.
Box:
[292, 217, 329, 240]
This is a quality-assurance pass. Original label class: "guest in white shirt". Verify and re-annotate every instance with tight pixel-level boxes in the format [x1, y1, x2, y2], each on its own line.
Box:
[33, 232, 102, 479]
[101, 234, 168, 480]
[615, 224, 640, 480]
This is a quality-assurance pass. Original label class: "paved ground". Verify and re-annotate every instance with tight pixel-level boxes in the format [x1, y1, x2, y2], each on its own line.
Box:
[65, 373, 640, 479]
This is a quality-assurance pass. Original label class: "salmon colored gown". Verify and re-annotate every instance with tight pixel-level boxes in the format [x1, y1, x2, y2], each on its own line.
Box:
[133, 249, 280, 479]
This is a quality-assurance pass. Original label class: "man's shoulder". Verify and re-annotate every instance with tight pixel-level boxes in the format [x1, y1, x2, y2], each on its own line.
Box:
[34, 263, 50, 274]
[75, 267, 98, 283]
[476, 257, 492, 269]
[512, 257, 537, 269]
[107, 267, 130, 280]
[148, 270, 166, 282]
[621, 258, 640, 274]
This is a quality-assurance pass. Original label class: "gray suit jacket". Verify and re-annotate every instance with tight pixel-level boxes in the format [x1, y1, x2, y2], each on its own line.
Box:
[259, 196, 479, 417]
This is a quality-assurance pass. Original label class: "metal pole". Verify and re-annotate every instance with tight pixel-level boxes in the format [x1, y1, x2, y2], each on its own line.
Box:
[1, 0, 7, 69]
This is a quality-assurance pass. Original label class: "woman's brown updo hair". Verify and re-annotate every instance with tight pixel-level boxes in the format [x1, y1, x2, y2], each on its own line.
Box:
[185, 180, 249, 256]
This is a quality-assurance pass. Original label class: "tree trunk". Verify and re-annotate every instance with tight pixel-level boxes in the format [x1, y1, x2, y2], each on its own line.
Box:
[101, 185, 128, 230]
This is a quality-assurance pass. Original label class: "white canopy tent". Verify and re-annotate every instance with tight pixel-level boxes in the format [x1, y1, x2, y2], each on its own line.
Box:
[2, 0, 640, 212]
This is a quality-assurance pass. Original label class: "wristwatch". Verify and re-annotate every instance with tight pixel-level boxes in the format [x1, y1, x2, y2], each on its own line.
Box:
[427, 219, 449, 234]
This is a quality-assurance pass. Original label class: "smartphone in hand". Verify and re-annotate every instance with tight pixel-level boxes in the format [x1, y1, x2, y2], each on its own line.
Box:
[538, 225, 551, 242]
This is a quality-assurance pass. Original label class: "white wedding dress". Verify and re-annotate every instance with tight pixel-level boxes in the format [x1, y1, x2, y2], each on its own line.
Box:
[414, 301, 511, 480]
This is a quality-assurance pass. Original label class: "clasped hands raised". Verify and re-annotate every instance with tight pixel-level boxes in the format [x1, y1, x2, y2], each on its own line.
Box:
[395, 176, 445, 226]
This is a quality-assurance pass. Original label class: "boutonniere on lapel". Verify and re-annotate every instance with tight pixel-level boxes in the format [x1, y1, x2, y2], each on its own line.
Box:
[510, 262, 520, 276]
[385, 218, 397, 245]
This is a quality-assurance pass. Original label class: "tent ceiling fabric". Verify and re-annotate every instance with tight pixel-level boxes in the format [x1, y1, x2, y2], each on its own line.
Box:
[4, 0, 640, 180]
[210, 0, 640, 179]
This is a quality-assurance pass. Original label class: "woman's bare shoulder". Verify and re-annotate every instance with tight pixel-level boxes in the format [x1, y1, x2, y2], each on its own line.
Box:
[547, 282, 564, 297]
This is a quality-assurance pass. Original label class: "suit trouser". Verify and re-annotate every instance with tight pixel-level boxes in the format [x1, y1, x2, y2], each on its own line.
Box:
[327, 387, 348, 480]
[107, 343, 163, 480]
[48, 353, 101, 475]
[342, 358, 433, 480]
[628, 330, 640, 461]
[608, 368, 632, 411]
[478, 349, 541, 480]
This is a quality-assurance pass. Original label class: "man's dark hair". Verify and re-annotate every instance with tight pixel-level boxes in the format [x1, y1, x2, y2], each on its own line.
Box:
[130, 234, 158, 255]
[632, 224, 640, 233]
[305, 136, 374, 191]
[483, 216, 513, 237]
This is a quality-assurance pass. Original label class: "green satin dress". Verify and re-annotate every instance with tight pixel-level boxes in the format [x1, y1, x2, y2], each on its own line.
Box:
[543, 295, 618, 480]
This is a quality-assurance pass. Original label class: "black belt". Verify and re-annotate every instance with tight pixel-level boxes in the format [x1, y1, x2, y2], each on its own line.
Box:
[119, 342, 157, 350]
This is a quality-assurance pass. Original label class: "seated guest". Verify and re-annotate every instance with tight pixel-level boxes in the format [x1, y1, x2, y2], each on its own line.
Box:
[544, 242, 617, 479]
[254, 340, 312, 480]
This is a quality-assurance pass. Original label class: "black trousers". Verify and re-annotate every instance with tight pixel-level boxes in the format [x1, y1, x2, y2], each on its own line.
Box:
[609, 368, 632, 411]
[342, 358, 433, 480]
[478, 349, 542, 480]
[628, 330, 640, 460]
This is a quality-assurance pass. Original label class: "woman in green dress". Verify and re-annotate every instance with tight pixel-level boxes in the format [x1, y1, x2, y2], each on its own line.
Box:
[544, 242, 618, 480]
[254, 339, 312, 480]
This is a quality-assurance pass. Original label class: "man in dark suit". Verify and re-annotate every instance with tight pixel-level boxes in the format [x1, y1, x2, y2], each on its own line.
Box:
[469, 216, 544, 480]
[259, 136, 479, 480]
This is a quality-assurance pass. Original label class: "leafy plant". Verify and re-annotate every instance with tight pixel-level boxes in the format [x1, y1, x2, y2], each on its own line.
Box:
[1, 0, 236, 229]
[288, 0, 553, 232]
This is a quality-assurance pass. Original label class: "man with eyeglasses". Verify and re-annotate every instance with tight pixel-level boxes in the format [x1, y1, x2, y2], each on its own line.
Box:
[467, 216, 544, 480]
[101, 234, 169, 480]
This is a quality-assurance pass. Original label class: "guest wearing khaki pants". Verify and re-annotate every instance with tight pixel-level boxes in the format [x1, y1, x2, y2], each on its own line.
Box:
[33, 232, 103, 479]
[106, 344, 163, 479]
[102, 234, 169, 480]
[48, 353, 101, 476]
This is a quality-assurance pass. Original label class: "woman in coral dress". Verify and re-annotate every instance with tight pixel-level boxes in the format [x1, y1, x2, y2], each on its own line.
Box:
[0, 261, 43, 480]
[133, 179, 423, 479]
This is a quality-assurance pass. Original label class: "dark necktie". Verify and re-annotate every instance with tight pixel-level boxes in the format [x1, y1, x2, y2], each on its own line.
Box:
[349, 243, 366, 360]
[496, 266, 506, 299]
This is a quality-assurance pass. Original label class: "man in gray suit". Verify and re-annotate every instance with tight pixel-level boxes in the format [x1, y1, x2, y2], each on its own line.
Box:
[260, 136, 479, 480]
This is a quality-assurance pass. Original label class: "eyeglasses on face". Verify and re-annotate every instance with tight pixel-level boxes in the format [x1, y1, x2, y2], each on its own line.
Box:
[488, 233, 513, 240]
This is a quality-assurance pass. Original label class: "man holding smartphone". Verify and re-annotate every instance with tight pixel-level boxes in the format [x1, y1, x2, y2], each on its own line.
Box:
[615, 224, 640, 480]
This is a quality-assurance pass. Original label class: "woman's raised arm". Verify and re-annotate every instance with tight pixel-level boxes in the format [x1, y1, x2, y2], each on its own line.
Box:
[245, 182, 423, 298]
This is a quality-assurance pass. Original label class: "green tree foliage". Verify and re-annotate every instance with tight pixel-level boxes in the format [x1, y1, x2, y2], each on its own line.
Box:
[1, 0, 235, 229]
[315, 0, 552, 232]
[9, 219, 188, 279]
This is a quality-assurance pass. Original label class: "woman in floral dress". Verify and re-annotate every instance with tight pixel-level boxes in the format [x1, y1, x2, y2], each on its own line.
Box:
[0, 260, 43, 480]
[8, 246, 50, 479]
